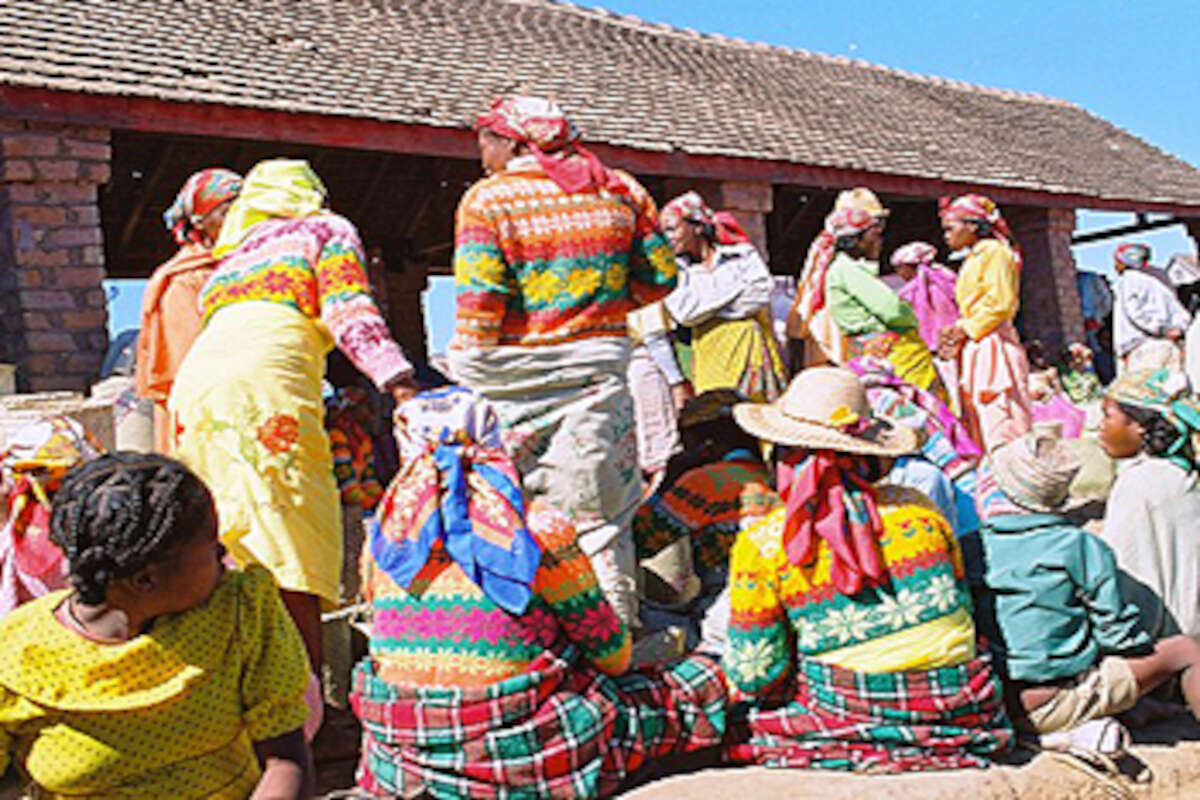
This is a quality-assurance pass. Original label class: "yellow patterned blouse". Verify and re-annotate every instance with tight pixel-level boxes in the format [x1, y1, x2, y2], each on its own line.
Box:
[0, 566, 308, 799]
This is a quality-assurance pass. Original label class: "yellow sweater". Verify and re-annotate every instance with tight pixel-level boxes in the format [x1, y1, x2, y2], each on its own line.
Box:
[955, 238, 1020, 341]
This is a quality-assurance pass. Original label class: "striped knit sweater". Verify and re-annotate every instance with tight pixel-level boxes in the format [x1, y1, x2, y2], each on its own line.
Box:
[365, 501, 632, 688]
[452, 158, 677, 348]
[634, 458, 782, 571]
[725, 485, 973, 697]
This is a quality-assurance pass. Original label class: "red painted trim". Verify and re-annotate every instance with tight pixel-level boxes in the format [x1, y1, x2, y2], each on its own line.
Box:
[4, 85, 1200, 216]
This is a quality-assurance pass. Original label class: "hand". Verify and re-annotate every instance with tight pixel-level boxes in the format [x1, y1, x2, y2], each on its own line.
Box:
[670, 381, 695, 412]
[937, 325, 966, 360]
[1166, 327, 1185, 342]
[388, 375, 419, 406]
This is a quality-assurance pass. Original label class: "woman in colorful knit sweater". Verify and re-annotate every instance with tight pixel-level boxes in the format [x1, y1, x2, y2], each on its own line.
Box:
[448, 96, 677, 631]
[170, 159, 417, 688]
[352, 387, 726, 799]
[634, 390, 781, 653]
[722, 367, 1012, 772]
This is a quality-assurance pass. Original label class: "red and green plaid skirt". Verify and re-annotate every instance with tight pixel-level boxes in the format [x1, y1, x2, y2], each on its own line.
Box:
[351, 646, 726, 798]
[726, 652, 1013, 773]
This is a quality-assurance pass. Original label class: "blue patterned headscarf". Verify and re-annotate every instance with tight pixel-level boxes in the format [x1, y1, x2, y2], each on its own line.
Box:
[366, 386, 541, 614]
[1108, 368, 1200, 473]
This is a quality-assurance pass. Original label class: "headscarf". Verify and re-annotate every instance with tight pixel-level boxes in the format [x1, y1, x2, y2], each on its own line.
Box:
[891, 241, 959, 352]
[162, 168, 243, 247]
[776, 448, 885, 596]
[212, 159, 327, 258]
[938, 194, 1022, 271]
[660, 191, 750, 246]
[366, 386, 542, 614]
[1114, 243, 1152, 272]
[1108, 368, 1200, 473]
[475, 95, 627, 196]
[796, 207, 880, 326]
[2, 417, 105, 584]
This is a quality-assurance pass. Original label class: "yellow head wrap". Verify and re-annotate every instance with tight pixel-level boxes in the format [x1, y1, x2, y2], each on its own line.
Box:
[212, 158, 327, 258]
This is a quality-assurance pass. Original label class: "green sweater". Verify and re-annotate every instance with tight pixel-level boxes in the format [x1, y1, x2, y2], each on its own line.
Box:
[961, 513, 1151, 683]
[825, 252, 918, 336]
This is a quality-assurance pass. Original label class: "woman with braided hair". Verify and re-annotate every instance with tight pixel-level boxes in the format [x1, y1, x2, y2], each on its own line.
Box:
[0, 452, 313, 798]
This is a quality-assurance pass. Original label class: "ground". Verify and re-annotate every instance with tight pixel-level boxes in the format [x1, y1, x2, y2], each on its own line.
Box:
[315, 713, 1200, 799]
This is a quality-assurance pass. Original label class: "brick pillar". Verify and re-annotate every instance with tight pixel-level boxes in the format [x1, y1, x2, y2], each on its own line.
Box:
[0, 120, 111, 392]
[1005, 205, 1085, 358]
[717, 180, 772, 257]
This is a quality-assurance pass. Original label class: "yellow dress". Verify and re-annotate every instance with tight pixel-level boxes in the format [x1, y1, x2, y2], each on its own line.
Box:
[692, 310, 787, 402]
[0, 567, 308, 799]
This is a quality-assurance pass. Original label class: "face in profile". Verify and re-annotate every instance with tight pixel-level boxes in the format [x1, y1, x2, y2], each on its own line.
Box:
[1098, 398, 1143, 460]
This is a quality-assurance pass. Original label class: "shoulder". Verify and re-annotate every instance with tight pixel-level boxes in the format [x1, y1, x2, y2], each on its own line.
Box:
[610, 168, 651, 201]
[734, 506, 786, 562]
[1112, 457, 1195, 502]
[227, 565, 284, 612]
[876, 484, 954, 532]
[308, 211, 360, 241]
[971, 238, 1015, 265]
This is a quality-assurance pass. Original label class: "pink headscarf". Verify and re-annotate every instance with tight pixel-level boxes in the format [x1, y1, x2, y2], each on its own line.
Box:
[777, 448, 885, 596]
[891, 241, 960, 351]
[938, 194, 1022, 271]
[475, 95, 627, 196]
[660, 191, 751, 246]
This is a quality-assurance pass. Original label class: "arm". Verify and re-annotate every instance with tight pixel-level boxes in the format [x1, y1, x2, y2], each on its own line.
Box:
[723, 526, 790, 700]
[834, 259, 918, 332]
[642, 331, 685, 385]
[315, 219, 413, 391]
[958, 241, 1020, 341]
[452, 185, 515, 348]
[534, 512, 632, 675]
[663, 258, 757, 327]
[1074, 533, 1154, 655]
[252, 732, 313, 800]
[1122, 274, 1183, 337]
[621, 173, 678, 306]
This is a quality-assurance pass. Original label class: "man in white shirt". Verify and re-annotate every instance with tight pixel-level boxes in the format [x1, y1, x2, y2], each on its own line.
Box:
[1112, 243, 1190, 375]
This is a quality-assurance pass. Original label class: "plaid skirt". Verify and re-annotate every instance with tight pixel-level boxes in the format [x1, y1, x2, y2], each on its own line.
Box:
[352, 647, 727, 798]
[726, 652, 1013, 774]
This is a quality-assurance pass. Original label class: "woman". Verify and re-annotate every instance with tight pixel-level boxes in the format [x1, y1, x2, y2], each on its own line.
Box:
[802, 196, 944, 397]
[723, 367, 1012, 772]
[448, 95, 677, 629]
[0, 453, 312, 798]
[893, 240, 961, 407]
[654, 191, 787, 401]
[938, 194, 1033, 452]
[352, 387, 726, 799]
[634, 389, 782, 652]
[170, 159, 417, 679]
[136, 168, 242, 453]
[1097, 368, 1200, 640]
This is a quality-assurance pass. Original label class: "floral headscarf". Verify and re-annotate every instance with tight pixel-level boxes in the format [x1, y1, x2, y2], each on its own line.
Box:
[660, 191, 750, 246]
[162, 167, 243, 247]
[1113, 243, 1152, 271]
[1108, 368, 1200, 473]
[475, 95, 626, 196]
[777, 448, 885, 596]
[938, 194, 1022, 270]
[212, 159, 327, 258]
[367, 386, 541, 614]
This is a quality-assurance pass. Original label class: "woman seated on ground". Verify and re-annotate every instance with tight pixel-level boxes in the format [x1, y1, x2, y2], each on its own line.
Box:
[352, 386, 726, 799]
[722, 367, 1012, 773]
[0, 453, 312, 798]
[634, 389, 782, 655]
[652, 191, 787, 402]
[1097, 368, 1200, 640]
[1026, 339, 1086, 439]
[964, 430, 1200, 742]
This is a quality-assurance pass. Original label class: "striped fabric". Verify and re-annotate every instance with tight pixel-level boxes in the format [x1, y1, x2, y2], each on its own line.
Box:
[452, 161, 677, 348]
[353, 646, 727, 798]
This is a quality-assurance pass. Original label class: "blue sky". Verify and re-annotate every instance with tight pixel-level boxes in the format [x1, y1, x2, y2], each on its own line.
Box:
[109, 1, 1200, 355]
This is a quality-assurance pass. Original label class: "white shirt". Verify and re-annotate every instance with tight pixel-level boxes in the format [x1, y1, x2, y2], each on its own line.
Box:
[1114, 269, 1190, 357]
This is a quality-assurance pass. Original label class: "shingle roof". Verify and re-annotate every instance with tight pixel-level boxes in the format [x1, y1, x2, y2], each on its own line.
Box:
[3, 0, 1200, 208]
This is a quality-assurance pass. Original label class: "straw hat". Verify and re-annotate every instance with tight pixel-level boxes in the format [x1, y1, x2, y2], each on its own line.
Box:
[733, 367, 917, 456]
[834, 187, 890, 219]
[989, 430, 1085, 513]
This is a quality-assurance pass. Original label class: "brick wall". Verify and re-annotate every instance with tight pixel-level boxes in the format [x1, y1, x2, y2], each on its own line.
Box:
[0, 119, 111, 392]
[1006, 205, 1085, 359]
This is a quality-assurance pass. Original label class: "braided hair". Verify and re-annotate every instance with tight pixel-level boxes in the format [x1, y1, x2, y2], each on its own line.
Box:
[49, 452, 214, 605]
[1117, 402, 1191, 462]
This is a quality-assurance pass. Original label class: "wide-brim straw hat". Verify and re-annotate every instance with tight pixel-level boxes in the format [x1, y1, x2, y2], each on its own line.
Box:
[835, 187, 891, 219]
[733, 367, 918, 457]
[989, 428, 1087, 513]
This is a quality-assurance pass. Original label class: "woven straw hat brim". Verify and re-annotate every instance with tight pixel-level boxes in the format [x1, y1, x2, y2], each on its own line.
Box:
[733, 403, 918, 457]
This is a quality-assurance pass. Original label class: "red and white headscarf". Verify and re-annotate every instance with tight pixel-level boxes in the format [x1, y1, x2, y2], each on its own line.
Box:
[162, 167, 243, 247]
[889, 241, 939, 271]
[660, 191, 750, 246]
[1113, 242, 1152, 271]
[475, 95, 626, 196]
[938, 194, 1022, 271]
